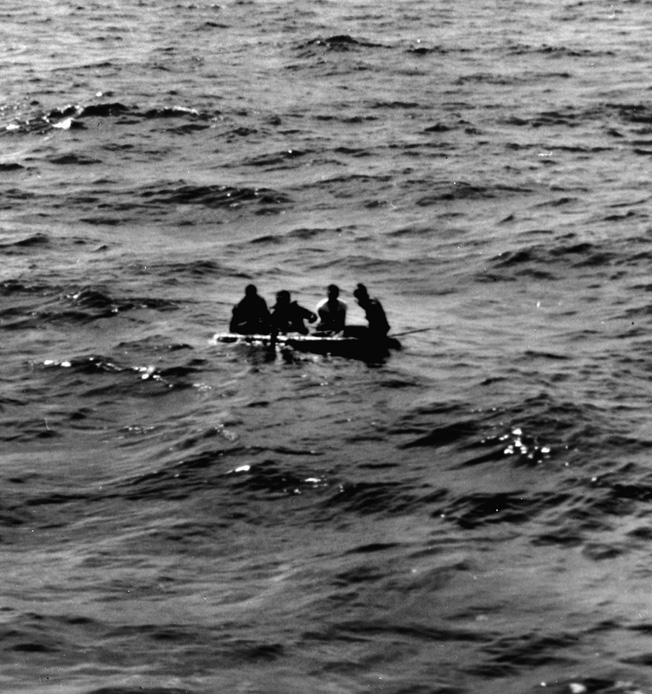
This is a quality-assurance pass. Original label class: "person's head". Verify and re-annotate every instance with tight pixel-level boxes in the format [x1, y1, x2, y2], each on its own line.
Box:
[353, 283, 369, 303]
[245, 284, 258, 297]
[327, 284, 340, 300]
[276, 290, 291, 305]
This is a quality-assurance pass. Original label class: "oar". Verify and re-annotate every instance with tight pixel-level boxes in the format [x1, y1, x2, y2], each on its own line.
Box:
[391, 327, 437, 338]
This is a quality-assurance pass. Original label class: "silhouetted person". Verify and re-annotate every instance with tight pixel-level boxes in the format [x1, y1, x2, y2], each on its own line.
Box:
[352, 283, 390, 338]
[271, 290, 317, 335]
[315, 284, 347, 334]
[229, 284, 271, 334]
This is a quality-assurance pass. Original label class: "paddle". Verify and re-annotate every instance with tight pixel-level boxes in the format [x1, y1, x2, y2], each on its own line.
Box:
[390, 327, 437, 338]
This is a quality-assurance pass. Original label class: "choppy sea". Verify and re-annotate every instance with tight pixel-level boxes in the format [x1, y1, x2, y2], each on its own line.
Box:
[4, 1, 652, 693]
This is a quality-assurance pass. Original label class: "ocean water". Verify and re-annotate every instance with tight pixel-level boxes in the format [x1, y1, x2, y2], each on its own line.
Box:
[3, 1, 652, 693]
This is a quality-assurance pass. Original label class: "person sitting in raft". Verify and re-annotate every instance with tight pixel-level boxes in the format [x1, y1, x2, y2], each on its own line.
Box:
[229, 284, 271, 334]
[315, 284, 347, 334]
[347, 283, 390, 339]
[270, 290, 317, 335]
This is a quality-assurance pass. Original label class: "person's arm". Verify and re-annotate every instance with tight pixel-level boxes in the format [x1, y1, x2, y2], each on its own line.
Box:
[299, 305, 317, 323]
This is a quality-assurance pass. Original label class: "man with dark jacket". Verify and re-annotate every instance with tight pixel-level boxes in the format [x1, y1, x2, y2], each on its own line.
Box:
[271, 290, 317, 334]
[229, 284, 271, 334]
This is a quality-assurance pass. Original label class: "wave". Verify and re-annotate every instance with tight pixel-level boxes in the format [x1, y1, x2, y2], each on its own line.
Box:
[387, 390, 652, 553]
[61, 286, 177, 320]
[479, 237, 618, 281]
[0, 232, 49, 251]
[456, 71, 572, 86]
[1, 280, 180, 328]
[506, 43, 616, 58]
[321, 481, 446, 518]
[49, 153, 101, 166]
[1, 101, 219, 136]
[150, 259, 245, 282]
[138, 182, 291, 210]
[295, 35, 387, 57]
[241, 148, 311, 168]
[415, 181, 535, 206]
[38, 352, 199, 393]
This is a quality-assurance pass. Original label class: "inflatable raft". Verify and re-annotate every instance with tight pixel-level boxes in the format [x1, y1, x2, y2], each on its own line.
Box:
[212, 332, 402, 360]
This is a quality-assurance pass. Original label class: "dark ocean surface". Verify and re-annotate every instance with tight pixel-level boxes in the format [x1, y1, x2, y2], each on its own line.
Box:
[4, 1, 652, 693]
